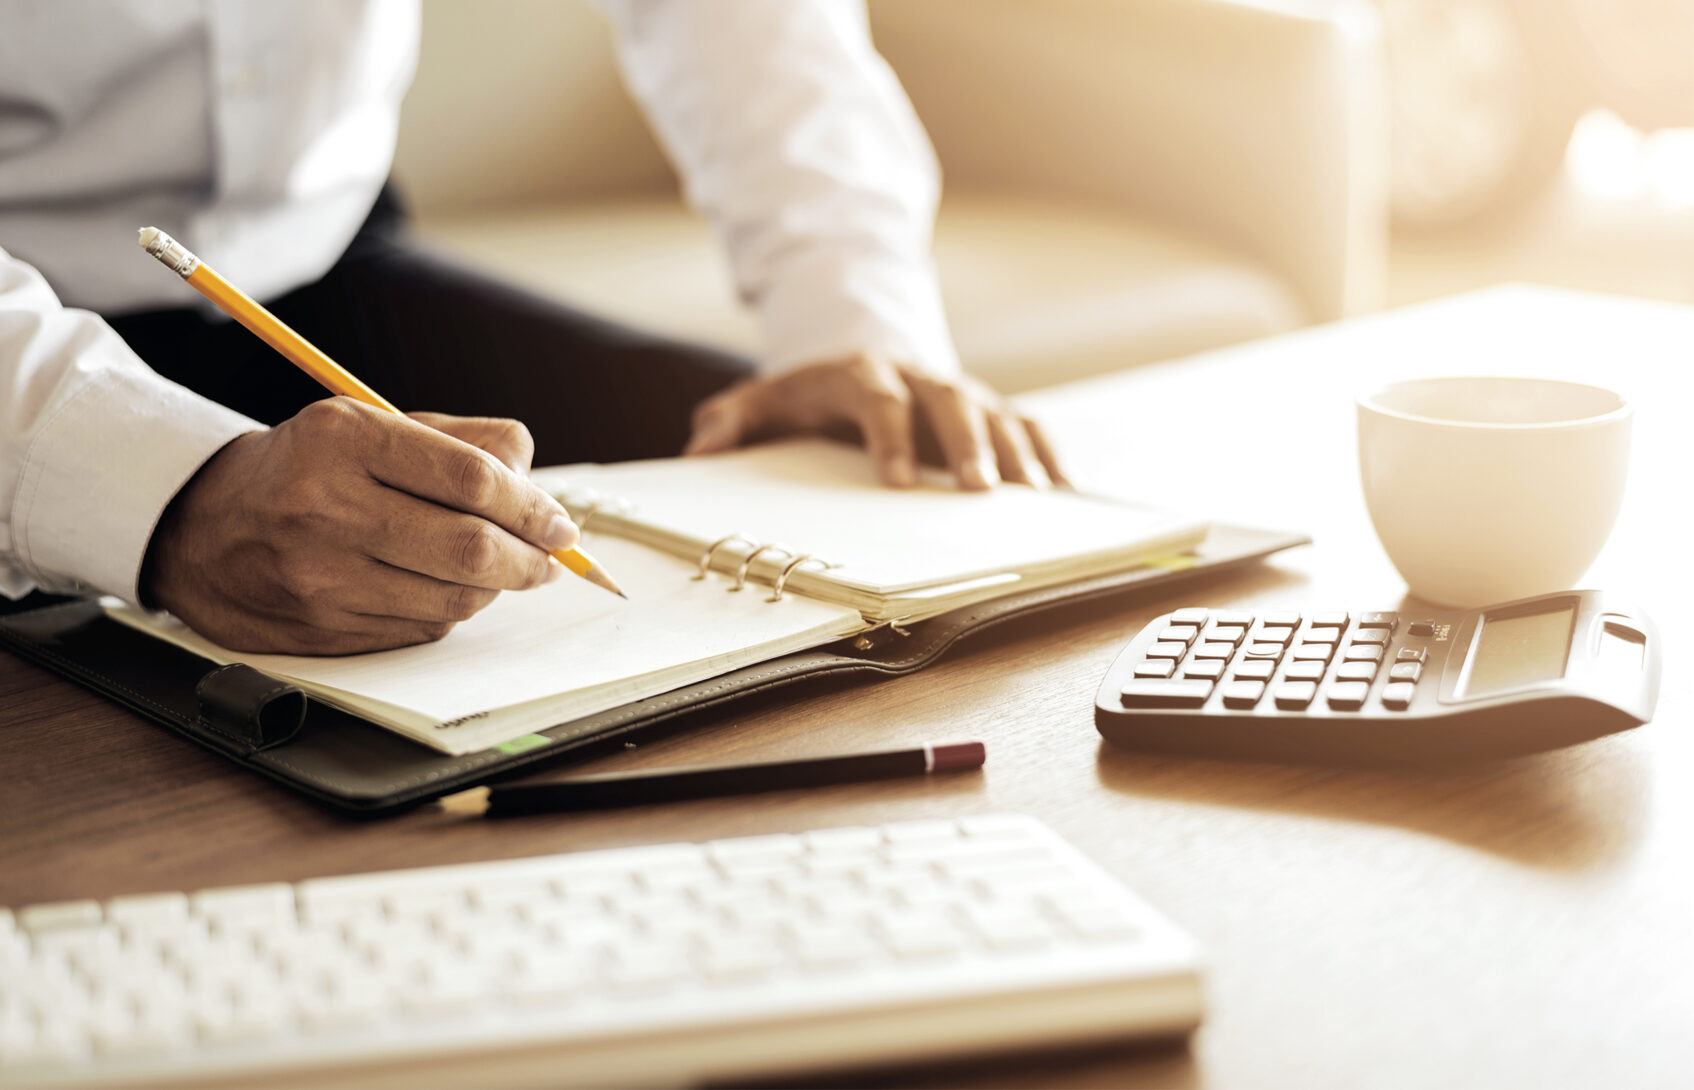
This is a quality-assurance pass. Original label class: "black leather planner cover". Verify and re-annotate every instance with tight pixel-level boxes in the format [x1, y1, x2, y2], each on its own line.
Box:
[0, 523, 1306, 815]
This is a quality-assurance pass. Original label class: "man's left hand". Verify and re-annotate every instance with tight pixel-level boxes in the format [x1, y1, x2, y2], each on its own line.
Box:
[683, 356, 1066, 491]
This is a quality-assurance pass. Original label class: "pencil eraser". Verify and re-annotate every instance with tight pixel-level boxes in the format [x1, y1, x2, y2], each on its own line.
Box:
[138, 226, 160, 249]
[930, 741, 987, 772]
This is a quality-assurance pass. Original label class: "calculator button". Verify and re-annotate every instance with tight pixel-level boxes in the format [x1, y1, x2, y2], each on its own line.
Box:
[1261, 610, 1301, 628]
[1191, 642, 1237, 660]
[1326, 681, 1370, 710]
[1291, 642, 1336, 661]
[1274, 681, 1318, 709]
[1349, 630, 1390, 646]
[1134, 660, 1177, 679]
[1120, 679, 1215, 708]
[1343, 644, 1385, 663]
[1214, 611, 1255, 628]
[1388, 661, 1424, 683]
[1161, 625, 1200, 644]
[1282, 660, 1325, 682]
[1396, 647, 1427, 664]
[1182, 660, 1226, 680]
[1170, 608, 1209, 626]
[1145, 642, 1187, 660]
[1232, 659, 1275, 681]
[1221, 681, 1267, 709]
[1252, 626, 1296, 645]
[1407, 621, 1436, 637]
[1334, 660, 1377, 682]
[1308, 611, 1349, 629]
[1358, 613, 1396, 630]
[1205, 625, 1247, 645]
[1381, 681, 1416, 710]
[1243, 643, 1285, 659]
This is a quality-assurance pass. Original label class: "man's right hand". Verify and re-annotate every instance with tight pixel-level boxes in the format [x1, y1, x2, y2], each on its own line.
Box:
[141, 397, 580, 654]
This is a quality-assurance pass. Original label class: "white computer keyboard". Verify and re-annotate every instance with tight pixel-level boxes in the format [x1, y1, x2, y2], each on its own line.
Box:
[0, 814, 1202, 1089]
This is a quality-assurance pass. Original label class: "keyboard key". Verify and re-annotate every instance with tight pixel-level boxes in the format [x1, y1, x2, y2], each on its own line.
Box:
[1282, 660, 1325, 682]
[1408, 621, 1436, 637]
[1119, 679, 1215, 708]
[1381, 681, 1416, 709]
[1308, 612, 1349, 629]
[1190, 642, 1236, 660]
[1133, 659, 1176, 679]
[19, 901, 102, 932]
[1160, 625, 1200, 644]
[1251, 626, 1296, 646]
[1221, 680, 1266, 708]
[1204, 625, 1247, 645]
[1260, 610, 1301, 628]
[1214, 610, 1255, 627]
[1145, 641, 1187, 660]
[1396, 647, 1427, 664]
[1334, 661, 1377, 682]
[1181, 660, 1225, 680]
[1326, 681, 1369, 710]
[1243, 642, 1285, 659]
[1358, 613, 1396, 630]
[1350, 630, 1390, 646]
[1290, 642, 1335, 661]
[1343, 644, 1385, 663]
[1169, 608, 1209, 626]
[1389, 662, 1424, 683]
[1273, 681, 1318, 709]
[1231, 659, 1275, 681]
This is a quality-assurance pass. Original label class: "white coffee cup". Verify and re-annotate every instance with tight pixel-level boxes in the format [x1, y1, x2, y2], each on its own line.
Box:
[1357, 376, 1632, 607]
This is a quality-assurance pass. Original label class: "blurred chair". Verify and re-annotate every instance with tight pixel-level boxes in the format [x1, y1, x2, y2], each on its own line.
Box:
[394, 0, 1389, 394]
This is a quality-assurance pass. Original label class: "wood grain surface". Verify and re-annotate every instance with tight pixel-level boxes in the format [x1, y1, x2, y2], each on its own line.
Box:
[3, 286, 1691, 1088]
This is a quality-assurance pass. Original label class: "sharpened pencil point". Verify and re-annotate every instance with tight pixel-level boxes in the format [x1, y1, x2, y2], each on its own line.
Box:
[584, 565, 627, 599]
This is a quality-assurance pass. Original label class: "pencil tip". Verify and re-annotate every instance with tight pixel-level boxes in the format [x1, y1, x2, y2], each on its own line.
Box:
[437, 786, 491, 816]
[584, 565, 628, 599]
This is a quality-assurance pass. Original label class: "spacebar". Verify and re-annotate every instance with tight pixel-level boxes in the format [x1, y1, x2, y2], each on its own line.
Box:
[1119, 679, 1216, 709]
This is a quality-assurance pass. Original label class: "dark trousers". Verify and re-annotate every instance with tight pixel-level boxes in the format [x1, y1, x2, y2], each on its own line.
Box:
[105, 192, 756, 467]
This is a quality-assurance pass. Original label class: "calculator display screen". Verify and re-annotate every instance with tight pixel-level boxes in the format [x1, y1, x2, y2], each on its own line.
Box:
[1464, 604, 1577, 697]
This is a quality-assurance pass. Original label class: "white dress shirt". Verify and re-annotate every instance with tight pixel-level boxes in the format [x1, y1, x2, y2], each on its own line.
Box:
[0, 0, 956, 603]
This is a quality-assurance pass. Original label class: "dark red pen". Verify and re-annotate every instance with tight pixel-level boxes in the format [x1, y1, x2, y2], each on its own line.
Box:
[438, 741, 986, 817]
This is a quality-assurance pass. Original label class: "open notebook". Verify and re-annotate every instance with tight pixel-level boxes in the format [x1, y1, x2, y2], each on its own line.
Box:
[108, 440, 1206, 755]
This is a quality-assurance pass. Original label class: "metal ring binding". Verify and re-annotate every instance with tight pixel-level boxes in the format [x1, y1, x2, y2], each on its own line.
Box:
[693, 533, 754, 581]
[731, 543, 791, 592]
[766, 555, 827, 602]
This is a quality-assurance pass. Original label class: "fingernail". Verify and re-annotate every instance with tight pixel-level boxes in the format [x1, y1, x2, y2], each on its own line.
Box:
[889, 458, 916, 487]
[544, 514, 579, 551]
[960, 460, 991, 491]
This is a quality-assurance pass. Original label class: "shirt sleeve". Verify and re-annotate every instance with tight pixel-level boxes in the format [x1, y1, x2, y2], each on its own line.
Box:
[594, 0, 960, 377]
[0, 244, 261, 603]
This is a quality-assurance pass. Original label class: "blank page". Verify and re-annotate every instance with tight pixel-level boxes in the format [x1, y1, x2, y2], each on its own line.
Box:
[107, 534, 864, 755]
[535, 440, 1206, 595]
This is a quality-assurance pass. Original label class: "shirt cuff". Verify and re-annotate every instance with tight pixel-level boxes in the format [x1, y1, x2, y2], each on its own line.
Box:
[754, 249, 961, 378]
[10, 368, 261, 603]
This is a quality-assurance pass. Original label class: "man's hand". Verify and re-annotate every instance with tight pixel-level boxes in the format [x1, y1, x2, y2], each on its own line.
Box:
[142, 398, 580, 655]
[683, 356, 1066, 490]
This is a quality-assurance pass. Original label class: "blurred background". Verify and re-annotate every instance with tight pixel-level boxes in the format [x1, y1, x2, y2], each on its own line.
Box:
[393, 0, 1694, 394]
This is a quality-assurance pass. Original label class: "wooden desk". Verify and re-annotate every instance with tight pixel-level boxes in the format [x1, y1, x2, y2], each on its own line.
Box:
[3, 285, 1692, 1088]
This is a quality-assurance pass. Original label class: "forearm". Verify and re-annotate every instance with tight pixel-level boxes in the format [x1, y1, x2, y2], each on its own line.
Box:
[595, 0, 959, 376]
[0, 246, 260, 602]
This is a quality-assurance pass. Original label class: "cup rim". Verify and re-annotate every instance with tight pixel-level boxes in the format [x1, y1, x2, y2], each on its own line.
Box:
[1356, 375, 1632, 430]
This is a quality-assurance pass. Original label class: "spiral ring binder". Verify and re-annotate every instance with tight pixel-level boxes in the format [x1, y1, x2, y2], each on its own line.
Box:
[693, 534, 755, 581]
[767, 555, 827, 602]
[731, 543, 791, 592]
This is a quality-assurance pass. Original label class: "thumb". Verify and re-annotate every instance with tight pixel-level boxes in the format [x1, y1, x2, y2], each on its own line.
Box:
[684, 391, 753, 455]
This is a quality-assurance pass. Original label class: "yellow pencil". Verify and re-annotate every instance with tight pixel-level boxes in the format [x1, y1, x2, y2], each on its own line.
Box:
[137, 226, 625, 599]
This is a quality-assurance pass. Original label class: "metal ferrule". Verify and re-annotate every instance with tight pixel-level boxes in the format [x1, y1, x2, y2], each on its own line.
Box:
[140, 229, 201, 278]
